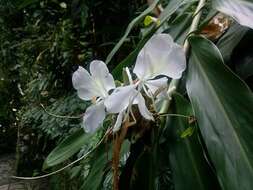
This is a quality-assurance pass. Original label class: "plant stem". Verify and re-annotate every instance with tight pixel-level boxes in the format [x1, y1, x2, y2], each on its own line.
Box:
[112, 121, 129, 190]
[159, 0, 206, 114]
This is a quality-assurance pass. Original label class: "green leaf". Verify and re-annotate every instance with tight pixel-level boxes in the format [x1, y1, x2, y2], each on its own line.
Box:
[165, 94, 220, 190]
[217, 23, 248, 63]
[180, 126, 194, 138]
[167, 13, 192, 45]
[81, 143, 111, 190]
[43, 128, 92, 169]
[81, 141, 130, 190]
[15, 0, 39, 9]
[105, 0, 159, 64]
[213, 0, 253, 29]
[112, 29, 155, 79]
[112, 0, 195, 79]
[187, 35, 253, 190]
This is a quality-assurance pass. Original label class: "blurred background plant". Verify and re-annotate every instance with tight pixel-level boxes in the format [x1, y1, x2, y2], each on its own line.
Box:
[0, 0, 146, 188]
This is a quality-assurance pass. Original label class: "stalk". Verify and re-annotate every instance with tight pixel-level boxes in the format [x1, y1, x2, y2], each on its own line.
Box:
[159, 0, 206, 114]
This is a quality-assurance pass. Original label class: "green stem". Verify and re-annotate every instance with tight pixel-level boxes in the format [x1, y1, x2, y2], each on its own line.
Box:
[159, 0, 206, 114]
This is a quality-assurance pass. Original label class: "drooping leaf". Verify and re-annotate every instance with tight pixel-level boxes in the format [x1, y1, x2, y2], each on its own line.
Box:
[212, 0, 253, 29]
[165, 93, 220, 190]
[187, 35, 253, 190]
[44, 128, 92, 169]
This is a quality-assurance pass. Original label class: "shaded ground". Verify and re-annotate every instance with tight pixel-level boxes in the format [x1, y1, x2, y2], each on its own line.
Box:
[0, 154, 48, 190]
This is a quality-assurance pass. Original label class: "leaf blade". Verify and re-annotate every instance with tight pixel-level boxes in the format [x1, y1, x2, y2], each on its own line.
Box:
[165, 94, 220, 190]
[44, 129, 92, 168]
[186, 35, 253, 190]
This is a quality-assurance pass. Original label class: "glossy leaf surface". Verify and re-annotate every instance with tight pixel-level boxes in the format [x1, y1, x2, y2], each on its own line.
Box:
[187, 35, 253, 190]
[166, 94, 220, 190]
[44, 129, 92, 168]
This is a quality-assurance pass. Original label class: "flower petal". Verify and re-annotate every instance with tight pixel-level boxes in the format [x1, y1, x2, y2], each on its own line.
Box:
[105, 85, 137, 114]
[113, 110, 125, 132]
[83, 102, 106, 133]
[133, 33, 186, 80]
[163, 45, 186, 79]
[136, 93, 154, 120]
[72, 66, 98, 100]
[90, 60, 116, 94]
[145, 77, 168, 95]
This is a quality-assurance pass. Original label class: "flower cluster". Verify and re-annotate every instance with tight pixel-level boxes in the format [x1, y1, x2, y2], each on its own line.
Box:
[72, 33, 186, 133]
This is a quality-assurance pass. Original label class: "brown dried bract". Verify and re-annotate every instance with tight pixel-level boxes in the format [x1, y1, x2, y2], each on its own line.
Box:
[201, 13, 232, 41]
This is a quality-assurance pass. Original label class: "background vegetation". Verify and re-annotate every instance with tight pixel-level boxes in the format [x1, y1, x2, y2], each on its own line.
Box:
[1, 0, 253, 189]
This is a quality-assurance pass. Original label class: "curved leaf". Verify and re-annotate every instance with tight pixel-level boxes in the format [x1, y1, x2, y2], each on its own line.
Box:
[165, 93, 220, 190]
[105, 0, 159, 64]
[186, 35, 253, 190]
[213, 0, 253, 29]
[44, 128, 92, 169]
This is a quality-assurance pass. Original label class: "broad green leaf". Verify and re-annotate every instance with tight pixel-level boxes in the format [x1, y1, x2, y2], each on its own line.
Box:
[217, 23, 248, 63]
[44, 129, 92, 168]
[213, 0, 253, 29]
[165, 94, 220, 190]
[187, 35, 253, 190]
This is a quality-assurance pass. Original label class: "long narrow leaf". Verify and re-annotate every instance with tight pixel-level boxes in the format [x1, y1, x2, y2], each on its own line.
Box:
[105, 0, 159, 64]
[44, 129, 92, 169]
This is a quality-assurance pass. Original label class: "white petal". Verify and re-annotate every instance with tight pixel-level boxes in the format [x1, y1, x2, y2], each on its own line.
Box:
[90, 60, 116, 94]
[113, 110, 125, 132]
[136, 93, 154, 120]
[83, 102, 106, 133]
[162, 45, 186, 79]
[214, 0, 253, 29]
[145, 77, 168, 95]
[72, 66, 99, 100]
[133, 33, 186, 80]
[105, 85, 138, 114]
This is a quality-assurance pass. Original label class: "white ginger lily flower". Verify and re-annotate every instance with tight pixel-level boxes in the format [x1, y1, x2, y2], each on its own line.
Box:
[133, 33, 186, 98]
[105, 33, 186, 132]
[72, 60, 115, 133]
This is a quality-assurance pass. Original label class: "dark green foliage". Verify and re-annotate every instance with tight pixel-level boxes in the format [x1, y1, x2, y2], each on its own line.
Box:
[187, 35, 253, 190]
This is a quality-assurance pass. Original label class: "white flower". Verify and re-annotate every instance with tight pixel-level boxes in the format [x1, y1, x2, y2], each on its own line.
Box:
[133, 33, 186, 81]
[134, 33, 186, 96]
[105, 33, 186, 132]
[72, 60, 115, 133]
[104, 84, 153, 132]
